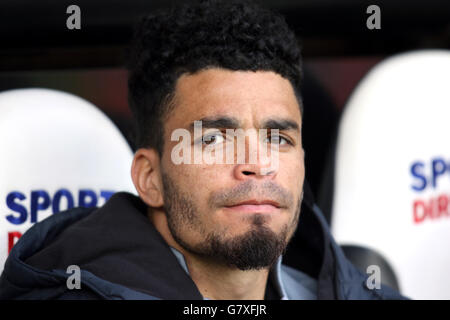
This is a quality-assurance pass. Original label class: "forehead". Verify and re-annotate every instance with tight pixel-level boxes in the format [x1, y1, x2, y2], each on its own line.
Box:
[166, 68, 301, 129]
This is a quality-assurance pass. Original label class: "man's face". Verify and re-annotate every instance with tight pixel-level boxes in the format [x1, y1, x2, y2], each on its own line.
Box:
[159, 68, 304, 270]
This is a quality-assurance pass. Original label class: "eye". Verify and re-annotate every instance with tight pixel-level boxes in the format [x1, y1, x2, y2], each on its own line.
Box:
[265, 134, 291, 146]
[202, 131, 225, 146]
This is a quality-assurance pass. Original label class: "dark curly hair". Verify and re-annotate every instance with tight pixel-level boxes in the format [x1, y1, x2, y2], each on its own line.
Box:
[127, 0, 303, 154]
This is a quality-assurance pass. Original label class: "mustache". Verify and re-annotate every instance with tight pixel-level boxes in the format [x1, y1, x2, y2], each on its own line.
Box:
[208, 180, 294, 209]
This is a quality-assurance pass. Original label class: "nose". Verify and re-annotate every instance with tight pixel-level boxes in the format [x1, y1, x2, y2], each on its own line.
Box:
[232, 131, 279, 181]
[233, 162, 277, 180]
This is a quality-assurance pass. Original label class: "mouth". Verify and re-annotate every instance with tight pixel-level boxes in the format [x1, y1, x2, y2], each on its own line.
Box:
[224, 199, 282, 214]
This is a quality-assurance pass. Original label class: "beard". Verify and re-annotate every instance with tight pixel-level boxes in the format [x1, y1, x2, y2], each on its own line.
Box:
[161, 170, 302, 271]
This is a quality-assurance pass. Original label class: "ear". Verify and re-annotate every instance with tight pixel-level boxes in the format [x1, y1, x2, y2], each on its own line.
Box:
[131, 148, 164, 208]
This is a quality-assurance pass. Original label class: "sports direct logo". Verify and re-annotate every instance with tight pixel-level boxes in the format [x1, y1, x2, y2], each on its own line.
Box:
[4, 189, 115, 254]
[170, 121, 281, 174]
[410, 157, 450, 224]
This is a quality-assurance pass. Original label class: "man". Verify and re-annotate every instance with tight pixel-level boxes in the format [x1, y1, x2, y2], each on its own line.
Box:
[0, 0, 404, 300]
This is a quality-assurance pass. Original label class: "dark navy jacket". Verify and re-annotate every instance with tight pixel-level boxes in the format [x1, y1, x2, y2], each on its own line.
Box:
[0, 189, 406, 300]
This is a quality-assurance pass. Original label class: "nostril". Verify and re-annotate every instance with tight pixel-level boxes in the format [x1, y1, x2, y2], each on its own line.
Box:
[242, 171, 254, 176]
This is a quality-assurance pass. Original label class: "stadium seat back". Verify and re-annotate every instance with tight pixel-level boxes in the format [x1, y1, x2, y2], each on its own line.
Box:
[329, 50, 450, 299]
[0, 88, 136, 272]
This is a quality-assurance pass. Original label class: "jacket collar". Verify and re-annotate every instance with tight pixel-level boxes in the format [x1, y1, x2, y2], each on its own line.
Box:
[2, 189, 342, 300]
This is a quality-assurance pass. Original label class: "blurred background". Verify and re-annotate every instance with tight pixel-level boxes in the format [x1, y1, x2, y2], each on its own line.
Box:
[1, 0, 449, 299]
[2, 0, 449, 202]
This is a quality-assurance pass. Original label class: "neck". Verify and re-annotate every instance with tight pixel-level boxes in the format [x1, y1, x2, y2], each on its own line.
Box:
[149, 208, 271, 300]
[183, 253, 270, 300]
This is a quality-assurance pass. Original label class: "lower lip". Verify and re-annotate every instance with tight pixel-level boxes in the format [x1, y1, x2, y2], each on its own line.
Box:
[224, 204, 280, 214]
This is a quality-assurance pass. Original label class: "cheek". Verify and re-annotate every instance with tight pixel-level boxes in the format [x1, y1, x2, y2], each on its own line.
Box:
[175, 164, 223, 184]
[278, 153, 305, 185]
[165, 161, 223, 208]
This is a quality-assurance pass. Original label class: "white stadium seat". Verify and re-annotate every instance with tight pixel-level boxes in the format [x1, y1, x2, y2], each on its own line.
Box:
[330, 50, 450, 299]
[0, 88, 136, 273]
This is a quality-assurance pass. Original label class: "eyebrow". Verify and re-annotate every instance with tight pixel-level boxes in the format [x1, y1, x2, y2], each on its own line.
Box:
[188, 116, 300, 132]
[261, 118, 300, 132]
[189, 116, 241, 130]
